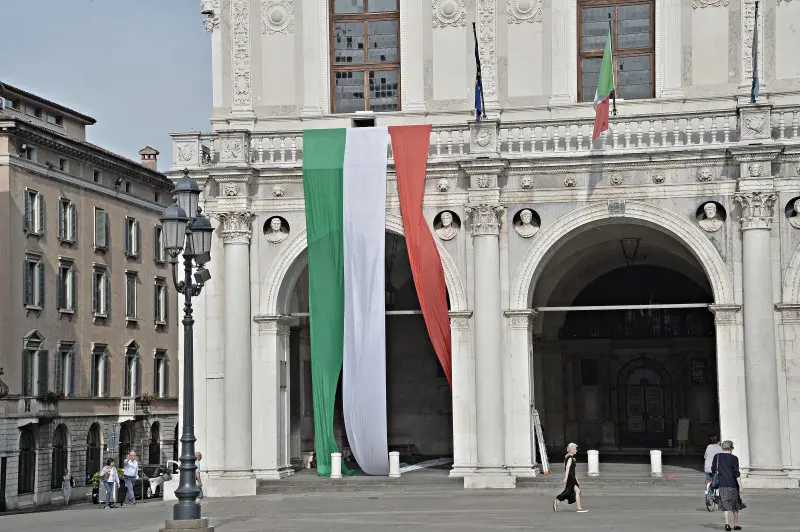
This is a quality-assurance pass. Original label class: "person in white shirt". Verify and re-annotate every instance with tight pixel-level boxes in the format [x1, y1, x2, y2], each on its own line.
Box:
[704, 435, 723, 493]
[100, 459, 120, 509]
[122, 451, 139, 506]
[195, 451, 204, 503]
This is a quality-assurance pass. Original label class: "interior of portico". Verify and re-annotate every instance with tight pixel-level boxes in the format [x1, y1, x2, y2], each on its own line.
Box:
[282, 232, 454, 471]
[530, 222, 720, 455]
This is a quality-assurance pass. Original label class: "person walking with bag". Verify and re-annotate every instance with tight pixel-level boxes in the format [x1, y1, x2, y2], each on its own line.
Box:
[553, 443, 588, 513]
[100, 459, 120, 509]
[711, 440, 746, 531]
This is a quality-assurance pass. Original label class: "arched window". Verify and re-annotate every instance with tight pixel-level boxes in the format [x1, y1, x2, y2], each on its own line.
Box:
[51, 425, 68, 489]
[149, 422, 161, 464]
[124, 341, 141, 398]
[18, 427, 36, 494]
[578, 0, 655, 102]
[118, 423, 134, 464]
[86, 423, 102, 482]
[330, 0, 400, 113]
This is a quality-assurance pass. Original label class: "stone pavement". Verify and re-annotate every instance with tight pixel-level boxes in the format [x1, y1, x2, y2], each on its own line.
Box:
[2, 487, 799, 531]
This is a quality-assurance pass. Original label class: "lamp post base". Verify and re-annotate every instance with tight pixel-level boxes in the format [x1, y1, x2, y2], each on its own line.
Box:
[159, 518, 215, 532]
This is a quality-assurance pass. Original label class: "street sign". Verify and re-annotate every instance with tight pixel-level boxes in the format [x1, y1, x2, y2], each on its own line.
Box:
[107, 422, 119, 452]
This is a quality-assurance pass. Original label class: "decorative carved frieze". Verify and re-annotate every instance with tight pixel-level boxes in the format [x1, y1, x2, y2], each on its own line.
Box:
[254, 315, 293, 336]
[504, 310, 538, 329]
[215, 212, 256, 244]
[202, 0, 220, 32]
[692, 0, 729, 8]
[223, 183, 241, 197]
[476, 0, 498, 98]
[740, 106, 770, 141]
[741, 1, 762, 88]
[709, 304, 741, 326]
[775, 304, 800, 324]
[219, 133, 251, 164]
[698, 167, 713, 182]
[610, 171, 624, 186]
[507, 0, 542, 23]
[469, 120, 499, 156]
[735, 192, 777, 230]
[261, 0, 295, 35]
[272, 185, 285, 197]
[232, 0, 252, 111]
[466, 204, 504, 236]
[432, 0, 466, 28]
[608, 199, 626, 217]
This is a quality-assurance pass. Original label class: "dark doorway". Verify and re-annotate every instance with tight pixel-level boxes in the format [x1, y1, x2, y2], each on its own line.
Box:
[51, 425, 68, 489]
[118, 423, 134, 464]
[149, 422, 161, 464]
[1, 457, 7, 512]
[86, 423, 102, 483]
[618, 359, 672, 447]
[18, 427, 36, 495]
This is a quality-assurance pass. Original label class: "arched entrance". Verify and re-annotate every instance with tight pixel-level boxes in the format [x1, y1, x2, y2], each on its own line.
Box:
[118, 423, 134, 464]
[86, 423, 102, 482]
[51, 425, 69, 489]
[511, 202, 734, 454]
[18, 427, 36, 495]
[149, 422, 161, 464]
[283, 231, 455, 470]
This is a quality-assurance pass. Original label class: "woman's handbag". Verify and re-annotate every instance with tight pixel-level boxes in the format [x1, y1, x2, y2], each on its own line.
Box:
[709, 454, 720, 490]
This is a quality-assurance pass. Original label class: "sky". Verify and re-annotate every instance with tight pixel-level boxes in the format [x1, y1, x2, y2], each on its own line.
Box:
[0, 0, 211, 171]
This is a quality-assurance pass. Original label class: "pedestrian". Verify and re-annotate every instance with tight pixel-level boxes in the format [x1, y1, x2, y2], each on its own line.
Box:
[195, 451, 204, 503]
[62, 469, 74, 505]
[122, 451, 139, 506]
[100, 458, 120, 509]
[553, 442, 587, 513]
[711, 440, 745, 531]
[704, 435, 723, 493]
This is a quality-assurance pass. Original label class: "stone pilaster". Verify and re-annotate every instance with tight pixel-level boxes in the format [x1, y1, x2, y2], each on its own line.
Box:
[733, 192, 786, 479]
[503, 310, 537, 477]
[659, 0, 684, 98]
[252, 315, 295, 479]
[775, 304, 800, 479]
[230, 0, 255, 122]
[476, 0, 499, 110]
[449, 311, 477, 477]
[709, 304, 750, 474]
[215, 211, 257, 491]
[301, 0, 324, 116]
[463, 203, 514, 489]
[549, 0, 571, 104]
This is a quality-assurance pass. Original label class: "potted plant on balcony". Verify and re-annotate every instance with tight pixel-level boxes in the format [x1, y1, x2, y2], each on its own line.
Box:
[41, 391, 65, 402]
[137, 393, 159, 413]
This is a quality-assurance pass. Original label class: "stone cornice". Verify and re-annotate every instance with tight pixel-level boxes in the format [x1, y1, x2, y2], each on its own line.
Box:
[449, 310, 473, 330]
[8, 122, 173, 191]
[504, 309, 538, 329]
[253, 314, 294, 335]
[774, 304, 800, 324]
[4, 155, 166, 213]
[728, 145, 784, 163]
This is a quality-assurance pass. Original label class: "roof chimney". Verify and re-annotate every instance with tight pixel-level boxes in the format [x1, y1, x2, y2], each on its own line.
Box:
[138, 146, 159, 171]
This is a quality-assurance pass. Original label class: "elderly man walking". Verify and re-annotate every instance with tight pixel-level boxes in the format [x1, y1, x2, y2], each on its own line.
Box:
[122, 451, 139, 506]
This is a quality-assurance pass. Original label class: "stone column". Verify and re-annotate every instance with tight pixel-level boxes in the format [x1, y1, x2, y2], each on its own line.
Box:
[503, 310, 537, 477]
[217, 212, 257, 492]
[463, 203, 514, 489]
[301, 0, 324, 116]
[659, 0, 683, 98]
[775, 304, 800, 479]
[252, 315, 295, 479]
[734, 192, 786, 479]
[709, 305, 750, 473]
[450, 311, 477, 477]
[401, 0, 426, 113]
[550, 0, 572, 104]
[202, 2, 224, 108]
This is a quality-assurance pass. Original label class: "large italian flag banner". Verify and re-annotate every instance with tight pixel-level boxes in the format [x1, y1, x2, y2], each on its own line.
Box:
[303, 125, 452, 477]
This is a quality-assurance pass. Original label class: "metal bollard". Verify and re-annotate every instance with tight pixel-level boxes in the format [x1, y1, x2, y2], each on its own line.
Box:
[331, 452, 342, 479]
[389, 452, 401, 478]
[587, 450, 600, 477]
[650, 450, 663, 477]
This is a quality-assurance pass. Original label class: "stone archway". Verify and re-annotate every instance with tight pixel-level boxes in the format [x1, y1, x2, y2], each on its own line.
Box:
[260, 213, 467, 315]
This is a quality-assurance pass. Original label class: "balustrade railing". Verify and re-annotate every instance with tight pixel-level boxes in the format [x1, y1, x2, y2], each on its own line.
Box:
[173, 105, 800, 170]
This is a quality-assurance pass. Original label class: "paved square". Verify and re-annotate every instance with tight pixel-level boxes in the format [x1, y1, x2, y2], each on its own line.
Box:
[2, 487, 799, 531]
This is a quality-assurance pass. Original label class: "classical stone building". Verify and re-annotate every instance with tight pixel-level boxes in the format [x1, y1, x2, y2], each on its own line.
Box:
[169, 0, 800, 494]
[0, 83, 179, 510]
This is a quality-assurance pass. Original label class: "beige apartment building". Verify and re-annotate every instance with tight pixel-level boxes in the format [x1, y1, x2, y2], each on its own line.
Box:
[0, 82, 178, 510]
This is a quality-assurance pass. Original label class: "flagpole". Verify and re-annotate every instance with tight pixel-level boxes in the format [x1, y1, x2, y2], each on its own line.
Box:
[472, 22, 486, 121]
[751, 1, 759, 104]
[608, 13, 617, 116]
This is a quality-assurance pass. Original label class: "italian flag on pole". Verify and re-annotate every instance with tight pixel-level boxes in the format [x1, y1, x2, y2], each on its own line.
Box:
[592, 26, 615, 142]
[302, 125, 452, 477]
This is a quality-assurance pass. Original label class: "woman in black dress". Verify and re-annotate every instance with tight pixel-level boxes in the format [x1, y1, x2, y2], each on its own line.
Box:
[553, 443, 587, 513]
[711, 440, 745, 531]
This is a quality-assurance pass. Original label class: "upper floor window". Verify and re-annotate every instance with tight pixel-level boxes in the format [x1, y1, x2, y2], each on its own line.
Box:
[24, 252, 45, 309]
[94, 207, 110, 251]
[92, 265, 110, 318]
[153, 350, 169, 398]
[578, 0, 654, 102]
[125, 217, 141, 258]
[46, 113, 63, 126]
[23, 188, 44, 235]
[154, 226, 165, 264]
[154, 277, 168, 326]
[124, 342, 141, 398]
[3, 98, 18, 109]
[125, 271, 138, 321]
[24, 105, 42, 119]
[58, 198, 77, 243]
[22, 331, 46, 397]
[330, 0, 400, 113]
[55, 342, 76, 397]
[57, 258, 77, 313]
[93, 169, 102, 183]
[90, 344, 110, 397]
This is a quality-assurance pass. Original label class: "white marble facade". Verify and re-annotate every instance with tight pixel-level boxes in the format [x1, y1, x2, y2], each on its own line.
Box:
[171, 0, 800, 493]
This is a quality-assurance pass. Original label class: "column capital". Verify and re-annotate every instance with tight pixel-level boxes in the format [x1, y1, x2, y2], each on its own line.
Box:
[449, 311, 473, 330]
[775, 304, 800, 324]
[735, 192, 778, 230]
[709, 304, 742, 326]
[253, 315, 293, 337]
[504, 310, 538, 329]
[214, 211, 255, 244]
[466, 204, 504, 236]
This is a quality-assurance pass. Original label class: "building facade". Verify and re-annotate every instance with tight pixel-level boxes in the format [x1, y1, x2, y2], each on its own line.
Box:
[0, 83, 179, 510]
[170, 0, 800, 494]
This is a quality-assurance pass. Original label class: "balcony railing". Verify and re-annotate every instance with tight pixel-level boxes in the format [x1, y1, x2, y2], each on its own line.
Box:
[171, 105, 800, 171]
[17, 397, 59, 418]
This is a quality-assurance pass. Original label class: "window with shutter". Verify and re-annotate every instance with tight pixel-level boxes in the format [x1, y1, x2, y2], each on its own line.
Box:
[70, 203, 77, 242]
[93, 267, 109, 317]
[23, 259, 34, 306]
[124, 355, 132, 397]
[135, 220, 141, 257]
[152, 355, 159, 394]
[37, 261, 45, 307]
[23, 190, 32, 233]
[154, 226, 165, 263]
[126, 273, 137, 320]
[94, 208, 107, 250]
[22, 350, 33, 396]
[58, 200, 65, 240]
[69, 349, 76, 396]
[37, 350, 49, 396]
[104, 272, 110, 317]
[70, 267, 77, 312]
[135, 356, 141, 396]
[103, 354, 110, 397]
[90, 351, 101, 396]
[55, 349, 64, 394]
[37, 194, 45, 235]
[163, 358, 169, 397]
[125, 218, 132, 255]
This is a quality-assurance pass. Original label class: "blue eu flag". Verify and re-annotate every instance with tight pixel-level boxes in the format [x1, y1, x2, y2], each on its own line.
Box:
[473, 23, 485, 122]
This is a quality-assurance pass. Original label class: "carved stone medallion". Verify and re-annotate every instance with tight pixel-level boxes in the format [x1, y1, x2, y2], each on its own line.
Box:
[176, 143, 196, 163]
[652, 173, 666, 184]
[223, 183, 241, 197]
[564, 177, 576, 187]
[520, 175, 533, 189]
[272, 185, 285, 197]
[507, 0, 542, 23]
[432, 0, 467, 28]
[261, 0, 295, 35]
[698, 167, 713, 182]
[437, 178, 451, 192]
[610, 172, 624, 186]
[748, 163, 763, 177]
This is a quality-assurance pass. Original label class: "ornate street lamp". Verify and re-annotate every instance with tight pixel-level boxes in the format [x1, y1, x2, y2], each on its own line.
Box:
[160, 169, 212, 525]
